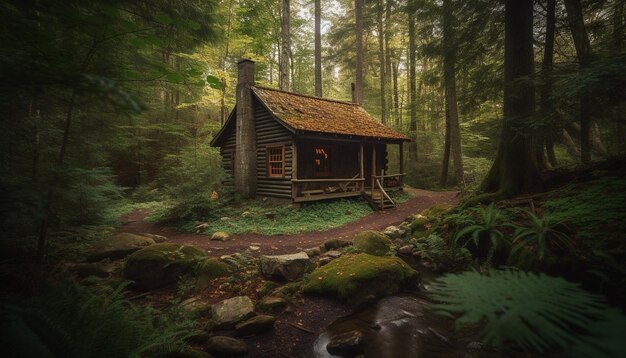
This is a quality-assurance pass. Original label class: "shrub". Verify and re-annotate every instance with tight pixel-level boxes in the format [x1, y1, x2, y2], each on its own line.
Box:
[453, 203, 510, 264]
[353, 231, 392, 256]
[412, 234, 472, 272]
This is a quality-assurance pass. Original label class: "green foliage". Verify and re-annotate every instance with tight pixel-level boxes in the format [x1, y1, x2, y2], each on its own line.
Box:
[353, 231, 393, 256]
[453, 203, 510, 263]
[412, 234, 472, 272]
[430, 269, 625, 355]
[508, 210, 575, 267]
[0, 281, 199, 357]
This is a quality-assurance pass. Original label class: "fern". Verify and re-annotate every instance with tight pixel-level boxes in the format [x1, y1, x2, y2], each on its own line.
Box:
[429, 269, 618, 354]
[453, 204, 510, 264]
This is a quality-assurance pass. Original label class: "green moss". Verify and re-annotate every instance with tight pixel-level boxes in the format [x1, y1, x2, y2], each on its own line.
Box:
[259, 281, 281, 296]
[409, 215, 429, 234]
[302, 253, 418, 304]
[420, 204, 452, 218]
[127, 243, 206, 265]
[353, 231, 392, 256]
[272, 281, 303, 298]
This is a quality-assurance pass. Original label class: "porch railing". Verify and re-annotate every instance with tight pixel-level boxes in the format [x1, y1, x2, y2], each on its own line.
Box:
[291, 176, 365, 199]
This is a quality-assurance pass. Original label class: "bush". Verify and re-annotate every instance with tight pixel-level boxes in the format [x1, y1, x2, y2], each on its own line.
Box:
[412, 234, 472, 272]
[353, 231, 392, 256]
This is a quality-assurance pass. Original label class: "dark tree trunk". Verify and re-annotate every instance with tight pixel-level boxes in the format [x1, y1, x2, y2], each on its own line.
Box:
[315, 0, 322, 97]
[564, 0, 592, 163]
[408, 9, 418, 162]
[481, 0, 542, 196]
[392, 60, 399, 125]
[280, 0, 291, 91]
[442, 0, 464, 186]
[385, 0, 393, 123]
[541, 0, 558, 167]
[377, 0, 386, 124]
[441, 110, 451, 187]
[355, 0, 364, 105]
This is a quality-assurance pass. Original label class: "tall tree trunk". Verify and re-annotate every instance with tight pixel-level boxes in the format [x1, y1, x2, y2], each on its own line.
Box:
[392, 60, 399, 125]
[442, 0, 464, 187]
[220, 0, 235, 125]
[542, 0, 558, 167]
[280, 0, 291, 91]
[564, 0, 592, 163]
[385, 0, 394, 123]
[612, 0, 624, 52]
[441, 111, 451, 187]
[408, 9, 418, 162]
[315, 0, 322, 97]
[355, 0, 364, 105]
[377, 0, 386, 124]
[481, 0, 542, 196]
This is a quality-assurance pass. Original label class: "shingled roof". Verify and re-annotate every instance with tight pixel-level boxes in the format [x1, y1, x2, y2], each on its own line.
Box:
[251, 86, 408, 141]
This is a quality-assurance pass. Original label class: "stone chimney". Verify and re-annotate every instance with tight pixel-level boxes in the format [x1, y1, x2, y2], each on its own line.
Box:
[235, 59, 256, 198]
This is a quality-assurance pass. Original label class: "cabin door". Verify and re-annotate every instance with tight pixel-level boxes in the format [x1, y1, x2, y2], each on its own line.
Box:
[363, 144, 373, 189]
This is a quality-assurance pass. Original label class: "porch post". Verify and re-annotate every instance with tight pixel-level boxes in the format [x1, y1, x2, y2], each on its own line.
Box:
[359, 142, 364, 192]
[372, 144, 377, 184]
[291, 141, 298, 199]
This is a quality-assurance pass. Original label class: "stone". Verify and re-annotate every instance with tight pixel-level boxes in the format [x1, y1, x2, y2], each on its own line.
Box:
[205, 336, 247, 356]
[318, 257, 332, 266]
[259, 252, 312, 281]
[257, 295, 287, 313]
[398, 245, 414, 255]
[383, 226, 402, 239]
[324, 250, 342, 259]
[234, 315, 276, 336]
[152, 234, 169, 243]
[181, 297, 211, 316]
[241, 211, 253, 218]
[220, 217, 230, 221]
[353, 231, 392, 256]
[304, 247, 321, 258]
[123, 243, 222, 290]
[208, 296, 255, 330]
[326, 330, 364, 357]
[86, 233, 155, 262]
[249, 245, 260, 252]
[323, 239, 351, 251]
[211, 231, 230, 241]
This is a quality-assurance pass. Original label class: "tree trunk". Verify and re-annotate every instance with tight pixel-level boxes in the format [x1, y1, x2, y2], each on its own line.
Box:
[408, 9, 418, 162]
[481, 0, 542, 196]
[220, 0, 235, 125]
[280, 0, 291, 91]
[564, 0, 592, 163]
[392, 60, 399, 125]
[541, 0, 557, 167]
[442, 0, 464, 187]
[355, 0, 364, 105]
[385, 0, 393, 123]
[315, 0, 322, 97]
[377, 0, 386, 124]
[441, 110, 451, 187]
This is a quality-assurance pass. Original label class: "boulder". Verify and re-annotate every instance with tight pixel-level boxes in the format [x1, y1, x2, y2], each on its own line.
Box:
[259, 252, 312, 281]
[303, 253, 419, 304]
[210, 231, 230, 241]
[208, 296, 255, 330]
[398, 245, 414, 255]
[383, 226, 407, 240]
[326, 330, 364, 356]
[257, 295, 287, 313]
[304, 247, 321, 258]
[323, 239, 351, 251]
[318, 257, 333, 266]
[324, 250, 342, 259]
[86, 233, 155, 262]
[181, 297, 212, 316]
[123, 243, 208, 290]
[205, 336, 247, 356]
[234, 315, 276, 336]
[353, 231, 392, 256]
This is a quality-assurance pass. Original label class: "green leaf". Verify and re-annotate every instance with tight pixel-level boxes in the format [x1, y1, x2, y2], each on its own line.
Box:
[206, 75, 222, 89]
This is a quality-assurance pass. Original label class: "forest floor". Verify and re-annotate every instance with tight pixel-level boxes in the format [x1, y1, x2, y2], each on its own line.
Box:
[119, 187, 460, 256]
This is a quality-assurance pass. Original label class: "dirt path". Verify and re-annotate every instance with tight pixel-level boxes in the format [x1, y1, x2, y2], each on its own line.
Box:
[121, 188, 459, 257]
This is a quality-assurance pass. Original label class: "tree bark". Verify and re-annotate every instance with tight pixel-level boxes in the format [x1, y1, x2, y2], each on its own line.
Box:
[541, 0, 558, 167]
[408, 9, 418, 162]
[441, 110, 451, 187]
[280, 0, 291, 91]
[377, 0, 386, 124]
[442, 0, 464, 187]
[315, 0, 322, 97]
[355, 0, 364, 105]
[385, 0, 394, 123]
[220, 0, 235, 125]
[563, 0, 592, 163]
[481, 0, 542, 196]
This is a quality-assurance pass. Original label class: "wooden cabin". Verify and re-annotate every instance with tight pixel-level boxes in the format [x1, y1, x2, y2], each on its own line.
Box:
[210, 59, 410, 210]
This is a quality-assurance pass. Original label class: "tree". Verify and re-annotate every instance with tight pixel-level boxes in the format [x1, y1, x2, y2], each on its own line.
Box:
[481, 0, 542, 196]
[315, 0, 322, 97]
[440, 0, 464, 187]
[540, 0, 558, 167]
[377, 0, 387, 123]
[280, 0, 291, 91]
[354, 0, 364, 104]
[407, 5, 418, 162]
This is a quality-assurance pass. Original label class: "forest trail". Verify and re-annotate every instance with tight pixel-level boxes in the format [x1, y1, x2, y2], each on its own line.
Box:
[120, 188, 460, 257]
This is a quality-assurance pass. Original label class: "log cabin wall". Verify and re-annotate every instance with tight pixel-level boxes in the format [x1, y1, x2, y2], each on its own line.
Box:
[254, 97, 294, 199]
[219, 125, 236, 188]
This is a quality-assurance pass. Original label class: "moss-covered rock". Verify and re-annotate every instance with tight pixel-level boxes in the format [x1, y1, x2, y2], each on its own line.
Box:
[302, 253, 419, 304]
[420, 204, 452, 218]
[86, 233, 155, 262]
[353, 231, 392, 256]
[123, 243, 217, 290]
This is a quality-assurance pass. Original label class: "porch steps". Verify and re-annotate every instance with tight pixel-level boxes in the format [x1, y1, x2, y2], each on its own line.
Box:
[363, 190, 396, 211]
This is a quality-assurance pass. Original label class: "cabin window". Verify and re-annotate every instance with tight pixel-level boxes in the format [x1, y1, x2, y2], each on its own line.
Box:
[313, 145, 332, 176]
[267, 146, 284, 177]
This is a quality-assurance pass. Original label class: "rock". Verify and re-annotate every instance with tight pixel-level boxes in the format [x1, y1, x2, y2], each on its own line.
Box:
[211, 231, 230, 241]
[153, 234, 169, 243]
[249, 245, 260, 252]
[326, 330, 364, 356]
[323, 239, 351, 251]
[181, 297, 211, 316]
[67, 262, 117, 278]
[318, 257, 333, 266]
[86, 233, 155, 262]
[398, 245, 414, 255]
[353, 231, 392, 256]
[303, 253, 419, 304]
[241, 211, 253, 218]
[234, 315, 276, 336]
[123, 243, 220, 290]
[220, 217, 230, 221]
[257, 296, 287, 313]
[324, 250, 342, 259]
[259, 252, 312, 281]
[208, 296, 255, 330]
[304, 247, 321, 257]
[383, 226, 403, 239]
[205, 336, 247, 356]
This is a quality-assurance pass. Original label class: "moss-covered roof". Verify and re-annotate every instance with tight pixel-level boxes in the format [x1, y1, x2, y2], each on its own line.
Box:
[252, 86, 408, 141]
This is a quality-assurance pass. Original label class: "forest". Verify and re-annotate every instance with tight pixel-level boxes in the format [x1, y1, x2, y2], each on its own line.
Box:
[0, 0, 625, 357]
